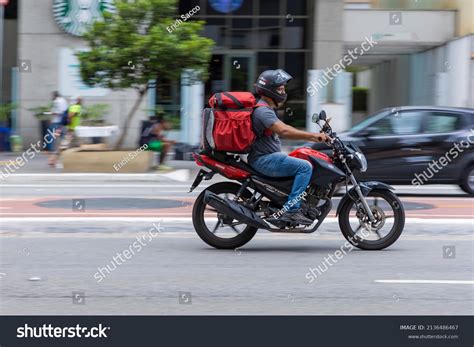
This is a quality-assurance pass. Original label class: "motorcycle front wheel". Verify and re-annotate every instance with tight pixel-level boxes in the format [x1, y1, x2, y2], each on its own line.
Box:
[192, 182, 258, 249]
[338, 189, 405, 250]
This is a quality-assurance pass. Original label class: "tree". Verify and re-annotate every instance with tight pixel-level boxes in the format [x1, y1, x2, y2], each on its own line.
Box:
[77, 0, 214, 149]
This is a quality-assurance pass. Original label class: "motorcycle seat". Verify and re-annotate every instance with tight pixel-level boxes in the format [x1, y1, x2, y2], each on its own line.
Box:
[210, 152, 295, 183]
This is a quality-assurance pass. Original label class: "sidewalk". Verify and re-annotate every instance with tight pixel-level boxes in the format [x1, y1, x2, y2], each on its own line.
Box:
[0, 151, 197, 175]
[0, 142, 300, 175]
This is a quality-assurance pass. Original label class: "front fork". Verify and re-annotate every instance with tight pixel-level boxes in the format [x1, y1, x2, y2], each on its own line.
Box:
[348, 173, 376, 223]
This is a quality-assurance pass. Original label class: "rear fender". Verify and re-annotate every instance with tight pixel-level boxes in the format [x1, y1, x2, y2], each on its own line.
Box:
[336, 181, 394, 216]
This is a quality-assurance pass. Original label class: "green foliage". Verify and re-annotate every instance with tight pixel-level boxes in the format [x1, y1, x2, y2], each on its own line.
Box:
[144, 106, 180, 130]
[28, 104, 52, 121]
[77, 0, 214, 148]
[81, 104, 110, 126]
[77, 0, 214, 93]
[0, 103, 16, 125]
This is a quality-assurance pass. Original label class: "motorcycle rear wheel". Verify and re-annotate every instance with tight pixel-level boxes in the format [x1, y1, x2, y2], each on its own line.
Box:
[192, 182, 258, 249]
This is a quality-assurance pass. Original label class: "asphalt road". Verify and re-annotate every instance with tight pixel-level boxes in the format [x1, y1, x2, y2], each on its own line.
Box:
[0, 175, 472, 315]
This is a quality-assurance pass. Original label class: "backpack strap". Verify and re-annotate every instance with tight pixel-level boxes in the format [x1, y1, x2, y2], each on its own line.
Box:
[215, 93, 225, 109]
[222, 92, 244, 108]
[214, 92, 246, 110]
[254, 102, 268, 109]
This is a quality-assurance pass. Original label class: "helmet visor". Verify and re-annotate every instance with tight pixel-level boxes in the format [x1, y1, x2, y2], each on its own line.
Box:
[274, 69, 293, 85]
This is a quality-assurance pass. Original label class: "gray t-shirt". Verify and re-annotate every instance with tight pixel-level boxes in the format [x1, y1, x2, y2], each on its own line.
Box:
[248, 100, 281, 164]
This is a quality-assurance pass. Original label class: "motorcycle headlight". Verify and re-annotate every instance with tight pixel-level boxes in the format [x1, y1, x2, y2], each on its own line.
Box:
[355, 152, 367, 172]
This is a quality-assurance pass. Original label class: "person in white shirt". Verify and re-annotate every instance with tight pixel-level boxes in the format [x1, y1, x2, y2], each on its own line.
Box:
[48, 91, 68, 167]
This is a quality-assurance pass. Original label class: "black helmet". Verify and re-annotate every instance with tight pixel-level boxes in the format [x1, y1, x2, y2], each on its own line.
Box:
[255, 69, 293, 104]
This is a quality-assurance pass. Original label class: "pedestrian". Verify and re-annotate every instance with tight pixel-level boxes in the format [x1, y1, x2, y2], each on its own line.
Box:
[48, 91, 68, 167]
[58, 96, 83, 155]
[139, 114, 174, 171]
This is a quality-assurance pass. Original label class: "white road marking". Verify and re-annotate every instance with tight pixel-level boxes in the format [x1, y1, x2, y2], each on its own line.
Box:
[375, 280, 474, 285]
[0, 184, 202, 188]
[0, 217, 472, 224]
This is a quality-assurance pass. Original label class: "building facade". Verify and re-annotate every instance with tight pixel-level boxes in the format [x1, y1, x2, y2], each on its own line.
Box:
[1, 0, 472, 150]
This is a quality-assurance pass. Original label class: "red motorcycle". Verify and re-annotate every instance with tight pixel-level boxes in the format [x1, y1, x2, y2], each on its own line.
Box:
[190, 111, 405, 250]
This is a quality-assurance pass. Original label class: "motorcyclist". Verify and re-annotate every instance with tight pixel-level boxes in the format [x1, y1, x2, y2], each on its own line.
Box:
[249, 69, 331, 225]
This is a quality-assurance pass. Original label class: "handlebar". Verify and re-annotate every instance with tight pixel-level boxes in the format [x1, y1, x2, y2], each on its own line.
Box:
[318, 117, 345, 152]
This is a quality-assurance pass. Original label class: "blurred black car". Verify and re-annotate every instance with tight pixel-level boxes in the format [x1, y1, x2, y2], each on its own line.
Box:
[308, 106, 474, 195]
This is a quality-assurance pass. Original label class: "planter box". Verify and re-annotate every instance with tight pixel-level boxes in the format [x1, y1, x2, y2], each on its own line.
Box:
[62, 148, 153, 173]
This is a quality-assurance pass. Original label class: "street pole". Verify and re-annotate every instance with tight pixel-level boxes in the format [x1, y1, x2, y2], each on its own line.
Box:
[0, 5, 4, 104]
[0, 0, 9, 104]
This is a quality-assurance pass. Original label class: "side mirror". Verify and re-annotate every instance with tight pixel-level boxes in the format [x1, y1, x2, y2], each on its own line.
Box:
[311, 113, 319, 123]
[319, 110, 327, 121]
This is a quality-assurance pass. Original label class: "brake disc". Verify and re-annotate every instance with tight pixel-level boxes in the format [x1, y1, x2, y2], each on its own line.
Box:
[356, 205, 385, 232]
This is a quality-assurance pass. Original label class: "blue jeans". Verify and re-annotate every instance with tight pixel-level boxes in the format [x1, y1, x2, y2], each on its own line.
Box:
[250, 152, 313, 212]
[47, 122, 63, 152]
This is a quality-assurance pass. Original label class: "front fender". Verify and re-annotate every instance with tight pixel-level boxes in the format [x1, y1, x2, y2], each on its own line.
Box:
[336, 181, 394, 216]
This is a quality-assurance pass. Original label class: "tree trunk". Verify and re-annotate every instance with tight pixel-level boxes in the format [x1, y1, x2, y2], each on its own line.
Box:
[113, 88, 147, 150]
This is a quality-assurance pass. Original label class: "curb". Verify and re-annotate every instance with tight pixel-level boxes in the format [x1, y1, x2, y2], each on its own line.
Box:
[0, 169, 193, 182]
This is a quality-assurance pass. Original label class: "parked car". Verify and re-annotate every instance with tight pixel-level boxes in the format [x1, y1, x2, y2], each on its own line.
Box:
[308, 106, 474, 195]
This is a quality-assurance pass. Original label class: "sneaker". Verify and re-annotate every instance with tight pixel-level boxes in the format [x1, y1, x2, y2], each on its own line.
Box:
[280, 209, 313, 225]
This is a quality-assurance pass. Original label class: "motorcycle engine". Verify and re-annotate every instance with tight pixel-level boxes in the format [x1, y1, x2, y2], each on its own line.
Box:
[304, 194, 321, 220]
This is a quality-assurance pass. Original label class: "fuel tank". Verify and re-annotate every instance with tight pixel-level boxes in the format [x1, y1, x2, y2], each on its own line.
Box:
[288, 147, 333, 164]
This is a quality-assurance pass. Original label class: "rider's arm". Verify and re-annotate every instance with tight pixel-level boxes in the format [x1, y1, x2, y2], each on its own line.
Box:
[270, 120, 329, 142]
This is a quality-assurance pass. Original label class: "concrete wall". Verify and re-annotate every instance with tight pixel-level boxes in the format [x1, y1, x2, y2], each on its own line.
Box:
[17, 0, 147, 149]
[368, 34, 473, 113]
[374, 0, 473, 37]
[2, 19, 17, 103]
[344, 9, 456, 45]
[312, 0, 345, 70]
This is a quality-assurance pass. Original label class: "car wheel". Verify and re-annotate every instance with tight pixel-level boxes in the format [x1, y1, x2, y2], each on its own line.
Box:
[460, 165, 474, 195]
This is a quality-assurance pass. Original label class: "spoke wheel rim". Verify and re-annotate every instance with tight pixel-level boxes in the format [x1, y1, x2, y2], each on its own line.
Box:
[202, 192, 248, 239]
[349, 194, 398, 243]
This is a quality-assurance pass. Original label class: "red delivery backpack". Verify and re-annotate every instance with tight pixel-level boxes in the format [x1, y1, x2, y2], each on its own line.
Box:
[201, 92, 267, 153]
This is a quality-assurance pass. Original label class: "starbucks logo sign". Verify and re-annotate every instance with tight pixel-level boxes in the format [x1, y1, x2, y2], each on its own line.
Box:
[53, 0, 115, 37]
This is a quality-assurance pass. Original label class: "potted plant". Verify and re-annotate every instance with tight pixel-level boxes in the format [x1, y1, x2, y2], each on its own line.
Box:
[81, 104, 109, 126]
[81, 104, 110, 144]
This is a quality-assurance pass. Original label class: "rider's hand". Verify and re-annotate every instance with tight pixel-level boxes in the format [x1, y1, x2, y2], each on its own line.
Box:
[313, 133, 332, 143]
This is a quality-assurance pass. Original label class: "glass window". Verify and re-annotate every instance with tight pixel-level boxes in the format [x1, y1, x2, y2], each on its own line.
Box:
[229, 57, 251, 90]
[284, 53, 305, 99]
[260, 0, 280, 15]
[257, 19, 280, 48]
[257, 52, 279, 75]
[179, 0, 201, 15]
[423, 112, 461, 133]
[287, 0, 307, 16]
[231, 0, 253, 15]
[203, 18, 227, 47]
[207, 0, 251, 15]
[231, 19, 253, 49]
[282, 18, 306, 49]
[370, 111, 424, 136]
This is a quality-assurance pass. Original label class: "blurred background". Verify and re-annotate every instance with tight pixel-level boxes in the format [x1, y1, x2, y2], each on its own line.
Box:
[0, 1, 473, 317]
[0, 0, 473, 149]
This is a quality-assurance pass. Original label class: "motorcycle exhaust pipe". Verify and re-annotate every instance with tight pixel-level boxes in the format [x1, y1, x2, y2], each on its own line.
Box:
[203, 191, 269, 229]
